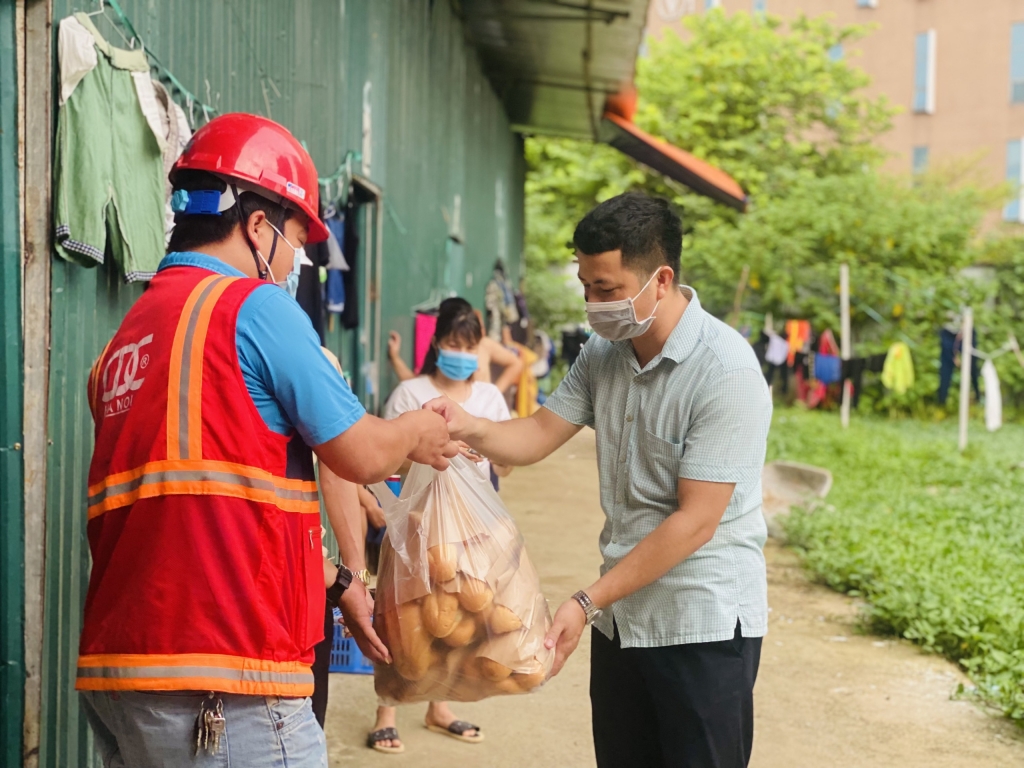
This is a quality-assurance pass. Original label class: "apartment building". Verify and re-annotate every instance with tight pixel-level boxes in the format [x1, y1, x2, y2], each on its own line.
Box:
[646, 0, 1024, 221]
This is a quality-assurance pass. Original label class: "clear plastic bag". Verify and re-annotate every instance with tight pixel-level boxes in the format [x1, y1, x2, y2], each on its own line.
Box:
[370, 456, 553, 703]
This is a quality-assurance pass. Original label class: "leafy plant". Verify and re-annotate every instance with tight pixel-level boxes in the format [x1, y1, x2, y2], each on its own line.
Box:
[772, 410, 1024, 722]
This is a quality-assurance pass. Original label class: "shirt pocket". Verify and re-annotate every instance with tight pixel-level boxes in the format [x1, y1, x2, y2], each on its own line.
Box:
[628, 430, 684, 510]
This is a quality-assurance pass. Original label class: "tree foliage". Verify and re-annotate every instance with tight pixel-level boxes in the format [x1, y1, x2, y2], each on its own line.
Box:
[524, 10, 1024, 413]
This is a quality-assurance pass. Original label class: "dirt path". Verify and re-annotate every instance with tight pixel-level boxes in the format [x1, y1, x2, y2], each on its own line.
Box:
[325, 431, 1024, 767]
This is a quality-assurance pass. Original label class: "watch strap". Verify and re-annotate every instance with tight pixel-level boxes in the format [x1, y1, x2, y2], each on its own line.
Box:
[326, 564, 354, 606]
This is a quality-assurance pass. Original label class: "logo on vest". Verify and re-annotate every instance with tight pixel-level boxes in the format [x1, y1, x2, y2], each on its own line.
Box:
[101, 334, 153, 417]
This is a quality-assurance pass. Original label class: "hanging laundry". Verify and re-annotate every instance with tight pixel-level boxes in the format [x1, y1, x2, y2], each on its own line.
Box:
[814, 329, 842, 385]
[881, 342, 915, 395]
[937, 328, 980, 405]
[323, 211, 348, 315]
[840, 353, 886, 408]
[413, 312, 438, 374]
[54, 14, 166, 282]
[297, 219, 331, 345]
[981, 359, 1002, 432]
[341, 197, 361, 330]
[785, 320, 811, 366]
[151, 80, 192, 243]
[485, 261, 518, 341]
[764, 332, 789, 367]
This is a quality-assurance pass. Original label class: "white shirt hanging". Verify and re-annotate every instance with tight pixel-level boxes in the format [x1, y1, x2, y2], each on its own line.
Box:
[981, 359, 1002, 432]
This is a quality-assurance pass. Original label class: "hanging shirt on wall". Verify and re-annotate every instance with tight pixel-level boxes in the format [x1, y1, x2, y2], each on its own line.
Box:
[55, 13, 166, 282]
[341, 199, 361, 330]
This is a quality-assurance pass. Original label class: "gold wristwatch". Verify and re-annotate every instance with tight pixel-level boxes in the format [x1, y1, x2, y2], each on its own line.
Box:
[352, 568, 371, 587]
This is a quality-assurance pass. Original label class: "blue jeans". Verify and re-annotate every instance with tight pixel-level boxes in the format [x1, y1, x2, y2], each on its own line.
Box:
[80, 691, 327, 768]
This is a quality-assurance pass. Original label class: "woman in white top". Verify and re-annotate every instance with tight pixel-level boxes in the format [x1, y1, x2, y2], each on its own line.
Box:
[368, 298, 511, 754]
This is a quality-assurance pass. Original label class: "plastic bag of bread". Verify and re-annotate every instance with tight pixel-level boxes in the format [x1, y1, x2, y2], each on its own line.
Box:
[370, 455, 553, 703]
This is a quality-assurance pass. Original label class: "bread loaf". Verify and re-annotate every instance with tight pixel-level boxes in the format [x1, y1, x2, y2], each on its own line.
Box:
[456, 577, 494, 613]
[422, 590, 462, 639]
[488, 605, 523, 634]
[427, 544, 457, 582]
[442, 615, 478, 647]
[477, 658, 513, 682]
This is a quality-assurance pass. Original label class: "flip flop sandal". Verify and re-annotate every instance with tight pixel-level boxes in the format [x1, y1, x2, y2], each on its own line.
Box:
[425, 720, 485, 744]
[367, 727, 405, 754]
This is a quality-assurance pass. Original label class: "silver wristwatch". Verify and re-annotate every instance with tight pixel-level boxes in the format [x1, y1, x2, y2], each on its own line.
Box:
[571, 590, 603, 626]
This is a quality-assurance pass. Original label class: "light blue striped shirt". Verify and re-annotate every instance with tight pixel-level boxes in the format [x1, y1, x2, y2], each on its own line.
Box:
[544, 287, 771, 647]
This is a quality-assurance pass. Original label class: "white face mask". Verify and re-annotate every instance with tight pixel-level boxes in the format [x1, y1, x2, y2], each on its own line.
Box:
[256, 223, 306, 300]
[584, 270, 661, 342]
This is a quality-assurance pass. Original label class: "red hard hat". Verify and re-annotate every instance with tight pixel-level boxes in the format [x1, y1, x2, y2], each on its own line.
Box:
[172, 113, 329, 243]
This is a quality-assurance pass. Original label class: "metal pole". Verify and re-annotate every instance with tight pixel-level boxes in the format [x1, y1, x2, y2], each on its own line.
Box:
[958, 307, 973, 452]
[839, 263, 851, 428]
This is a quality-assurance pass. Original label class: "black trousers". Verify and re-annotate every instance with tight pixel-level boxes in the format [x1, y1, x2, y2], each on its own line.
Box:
[311, 601, 334, 728]
[590, 622, 762, 768]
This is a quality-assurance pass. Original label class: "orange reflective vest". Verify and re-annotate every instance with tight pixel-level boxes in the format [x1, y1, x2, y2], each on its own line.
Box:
[78, 266, 323, 696]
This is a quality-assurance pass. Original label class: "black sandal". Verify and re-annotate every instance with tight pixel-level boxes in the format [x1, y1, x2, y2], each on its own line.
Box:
[367, 727, 405, 754]
[425, 719, 485, 743]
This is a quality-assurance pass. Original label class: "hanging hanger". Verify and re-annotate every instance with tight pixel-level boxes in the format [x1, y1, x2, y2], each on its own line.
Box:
[411, 289, 442, 314]
[86, 0, 138, 50]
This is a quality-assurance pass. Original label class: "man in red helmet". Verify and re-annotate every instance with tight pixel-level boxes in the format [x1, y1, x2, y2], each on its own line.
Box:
[77, 113, 455, 767]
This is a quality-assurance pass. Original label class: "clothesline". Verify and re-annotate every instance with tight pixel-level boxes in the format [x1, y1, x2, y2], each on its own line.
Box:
[99, 0, 364, 190]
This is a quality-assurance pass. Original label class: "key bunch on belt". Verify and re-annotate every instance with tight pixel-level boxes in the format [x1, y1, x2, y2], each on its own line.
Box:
[194, 693, 225, 755]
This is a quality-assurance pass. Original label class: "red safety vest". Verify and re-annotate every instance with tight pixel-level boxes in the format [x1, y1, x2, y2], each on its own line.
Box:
[77, 266, 323, 697]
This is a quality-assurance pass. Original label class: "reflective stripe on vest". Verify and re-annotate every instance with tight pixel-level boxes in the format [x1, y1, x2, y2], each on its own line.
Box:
[88, 275, 319, 520]
[76, 653, 314, 697]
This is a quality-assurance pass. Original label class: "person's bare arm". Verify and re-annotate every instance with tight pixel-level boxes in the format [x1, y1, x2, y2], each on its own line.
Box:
[319, 464, 391, 663]
[387, 331, 415, 382]
[492, 463, 513, 478]
[484, 337, 524, 394]
[319, 465, 368, 571]
[424, 398, 581, 466]
[313, 410, 456, 484]
[544, 477, 735, 676]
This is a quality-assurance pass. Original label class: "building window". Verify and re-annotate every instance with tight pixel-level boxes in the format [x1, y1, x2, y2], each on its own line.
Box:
[1011, 24, 1024, 103]
[912, 146, 929, 176]
[705, 0, 720, 9]
[753, 0, 767, 12]
[913, 30, 937, 114]
[857, 0, 878, 8]
[1005, 140, 1023, 222]
[828, 44, 844, 62]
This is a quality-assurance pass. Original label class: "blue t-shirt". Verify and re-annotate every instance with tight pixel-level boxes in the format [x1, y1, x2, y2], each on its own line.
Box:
[156, 252, 365, 446]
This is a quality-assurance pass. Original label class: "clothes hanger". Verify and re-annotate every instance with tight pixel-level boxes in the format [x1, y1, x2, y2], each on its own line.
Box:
[86, 1, 139, 50]
[411, 289, 442, 314]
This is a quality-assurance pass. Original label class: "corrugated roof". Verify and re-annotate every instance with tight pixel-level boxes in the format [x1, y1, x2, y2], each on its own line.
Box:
[457, 0, 650, 138]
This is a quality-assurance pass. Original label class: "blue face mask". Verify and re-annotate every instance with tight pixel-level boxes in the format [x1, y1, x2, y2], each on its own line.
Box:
[436, 349, 479, 381]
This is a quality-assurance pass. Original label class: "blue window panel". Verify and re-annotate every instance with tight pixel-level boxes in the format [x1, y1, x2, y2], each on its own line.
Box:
[912, 146, 929, 175]
[857, 0, 878, 7]
[705, 0, 720, 9]
[1005, 140, 1022, 222]
[1011, 23, 1024, 103]
[828, 44, 844, 62]
[753, 0, 767, 12]
[914, 31, 936, 114]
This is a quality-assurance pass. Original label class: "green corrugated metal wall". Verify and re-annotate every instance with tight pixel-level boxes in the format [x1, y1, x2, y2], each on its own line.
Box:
[0, 0, 25, 765]
[40, 2, 523, 766]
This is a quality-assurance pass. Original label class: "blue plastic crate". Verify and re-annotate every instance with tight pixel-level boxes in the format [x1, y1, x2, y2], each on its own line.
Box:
[329, 622, 374, 675]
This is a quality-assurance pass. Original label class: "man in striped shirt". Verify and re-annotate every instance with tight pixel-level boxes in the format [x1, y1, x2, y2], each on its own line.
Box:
[427, 192, 771, 768]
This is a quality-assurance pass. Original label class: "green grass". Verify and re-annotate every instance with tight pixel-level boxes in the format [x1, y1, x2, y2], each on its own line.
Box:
[768, 410, 1024, 722]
